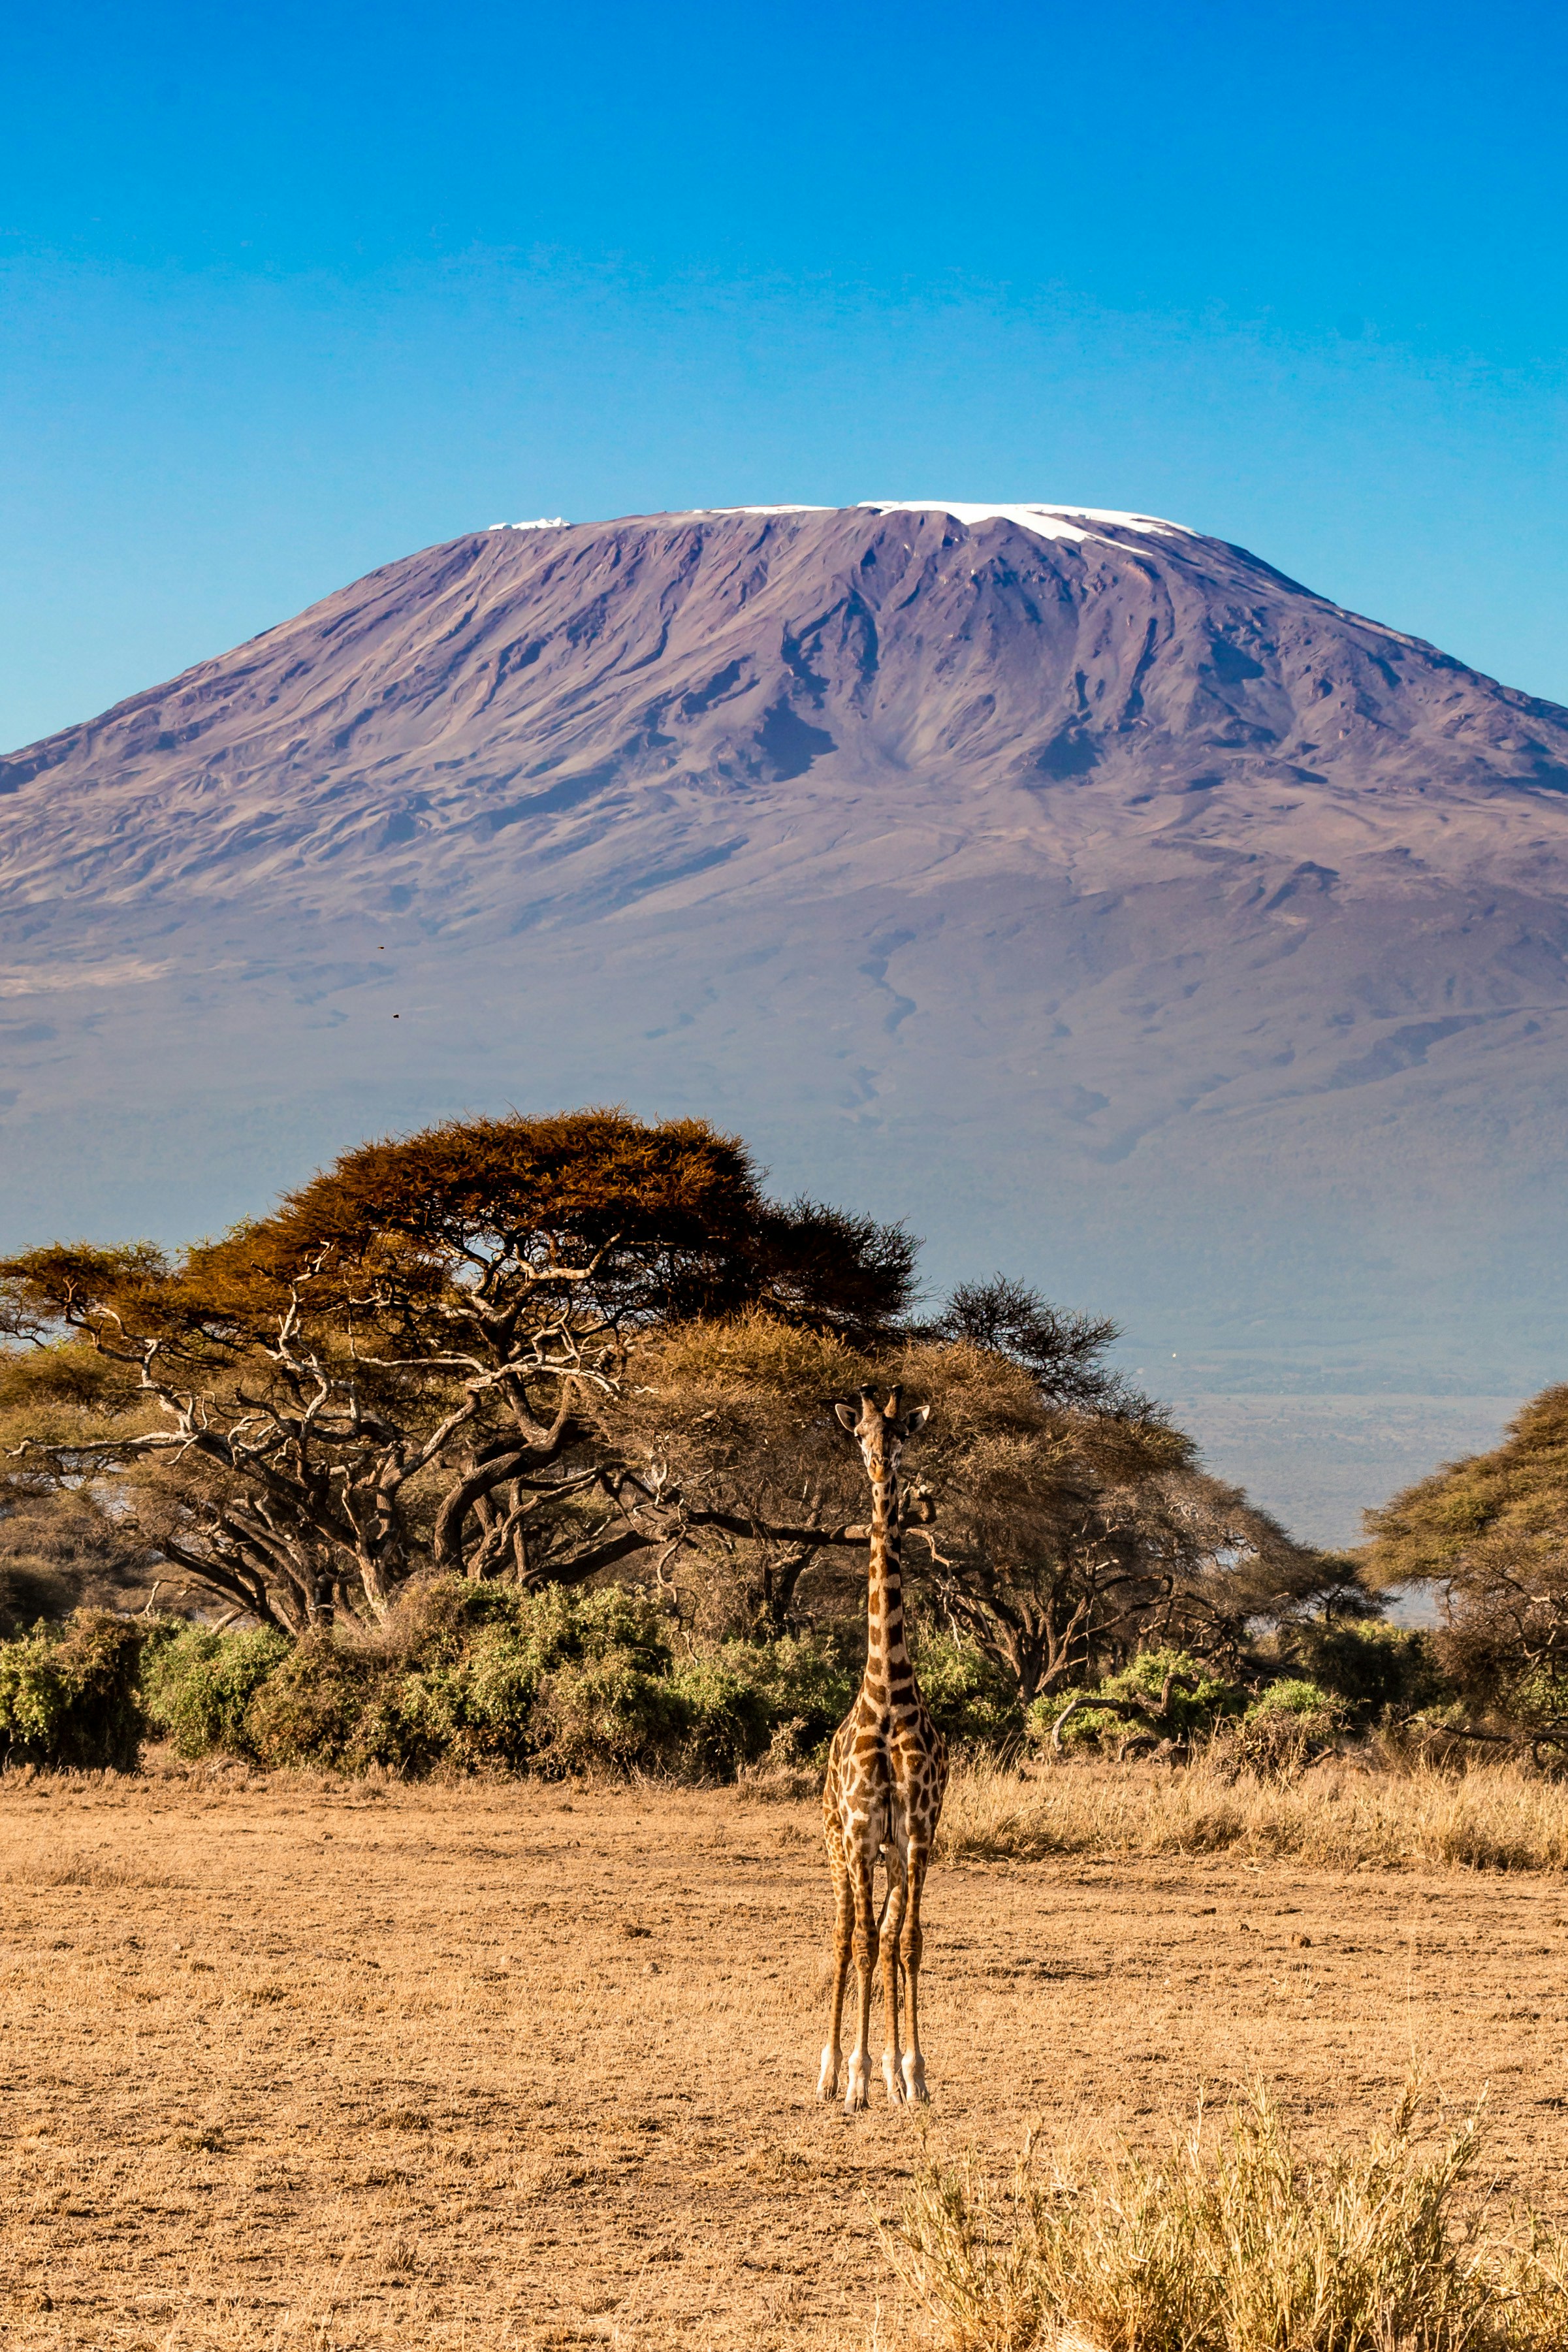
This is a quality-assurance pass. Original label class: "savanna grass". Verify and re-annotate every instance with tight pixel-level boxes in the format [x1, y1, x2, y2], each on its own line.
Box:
[936, 1751, 1568, 1873]
[890, 2084, 1568, 2352]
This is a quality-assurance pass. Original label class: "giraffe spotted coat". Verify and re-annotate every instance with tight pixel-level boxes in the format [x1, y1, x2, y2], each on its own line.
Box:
[818, 1387, 948, 2111]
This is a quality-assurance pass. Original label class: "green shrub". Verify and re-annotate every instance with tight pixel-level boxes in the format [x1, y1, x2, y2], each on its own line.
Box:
[1285, 1619, 1448, 1724]
[669, 1654, 774, 1775]
[351, 1615, 549, 1774]
[530, 1654, 691, 1775]
[244, 1636, 389, 1769]
[910, 1632, 1025, 1751]
[1026, 1648, 1242, 1754]
[1097, 1647, 1240, 1733]
[345, 1666, 458, 1774]
[387, 1572, 534, 1657]
[389, 1573, 674, 1671]
[1023, 1690, 1124, 1751]
[1247, 1677, 1334, 1720]
[0, 1610, 144, 1770]
[52, 1573, 1042, 1781]
[710, 1631, 856, 1757]
[129, 1581, 694, 1776]
[428, 1617, 543, 1764]
[363, 1580, 684, 1773]
[1230, 1677, 1345, 1772]
[1500, 1665, 1568, 1739]
[140, 1623, 291, 1759]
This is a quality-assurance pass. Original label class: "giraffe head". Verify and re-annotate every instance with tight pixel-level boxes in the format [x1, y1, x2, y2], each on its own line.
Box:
[832, 1386, 930, 1490]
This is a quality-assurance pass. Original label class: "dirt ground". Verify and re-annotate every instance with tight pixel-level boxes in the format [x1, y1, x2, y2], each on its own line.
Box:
[4, 1765, 1568, 2351]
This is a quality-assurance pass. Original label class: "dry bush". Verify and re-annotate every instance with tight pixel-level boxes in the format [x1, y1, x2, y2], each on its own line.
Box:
[0, 1483, 159, 1629]
[936, 1750, 1568, 1872]
[890, 2083, 1568, 2352]
[734, 1719, 826, 1802]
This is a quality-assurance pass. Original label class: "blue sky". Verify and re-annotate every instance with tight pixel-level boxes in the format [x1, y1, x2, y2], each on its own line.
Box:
[4, 0, 1566, 749]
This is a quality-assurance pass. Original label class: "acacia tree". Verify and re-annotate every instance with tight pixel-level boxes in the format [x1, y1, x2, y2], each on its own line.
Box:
[598, 1282, 1169, 1646]
[599, 1317, 1344, 1689]
[1364, 1385, 1568, 1736]
[914, 1275, 1148, 1414]
[884, 1349, 1330, 1700]
[594, 1312, 888, 1635]
[0, 1112, 915, 1634]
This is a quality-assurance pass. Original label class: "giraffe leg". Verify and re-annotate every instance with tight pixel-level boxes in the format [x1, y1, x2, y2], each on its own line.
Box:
[818, 1839, 852, 2101]
[879, 1841, 910, 2104]
[900, 1843, 932, 2102]
[844, 1848, 878, 2113]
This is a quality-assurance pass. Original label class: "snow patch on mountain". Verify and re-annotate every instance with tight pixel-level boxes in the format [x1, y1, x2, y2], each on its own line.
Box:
[858, 501, 1196, 545]
[488, 502, 1196, 547]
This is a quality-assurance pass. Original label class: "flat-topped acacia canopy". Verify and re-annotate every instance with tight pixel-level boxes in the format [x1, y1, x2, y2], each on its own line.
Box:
[0, 1110, 916, 1632]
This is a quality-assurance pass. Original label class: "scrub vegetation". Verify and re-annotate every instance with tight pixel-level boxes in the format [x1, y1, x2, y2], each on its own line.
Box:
[0, 1110, 1565, 1791]
[891, 2082, 1568, 2352]
[0, 1108, 1465, 1777]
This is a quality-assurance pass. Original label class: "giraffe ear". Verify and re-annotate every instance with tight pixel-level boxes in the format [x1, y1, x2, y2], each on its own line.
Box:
[900, 1405, 931, 1437]
[833, 1401, 859, 1432]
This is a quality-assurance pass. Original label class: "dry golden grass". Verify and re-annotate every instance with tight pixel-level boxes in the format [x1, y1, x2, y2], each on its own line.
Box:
[892, 2085, 1568, 2351]
[4, 1753, 1568, 2349]
[938, 1750, 1568, 1873]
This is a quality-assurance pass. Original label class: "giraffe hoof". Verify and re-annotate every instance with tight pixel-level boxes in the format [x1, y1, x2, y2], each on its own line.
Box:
[882, 2055, 906, 2104]
[816, 2048, 840, 2102]
[845, 2058, 871, 2112]
[902, 2057, 929, 2103]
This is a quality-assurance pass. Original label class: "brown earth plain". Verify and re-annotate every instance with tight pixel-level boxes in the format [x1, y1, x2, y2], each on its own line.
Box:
[5, 1756, 1568, 2352]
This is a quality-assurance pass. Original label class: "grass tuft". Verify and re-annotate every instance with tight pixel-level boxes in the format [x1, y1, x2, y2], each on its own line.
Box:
[937, 1752, 1568, 1873]
[889, 2082, 1568, 2352]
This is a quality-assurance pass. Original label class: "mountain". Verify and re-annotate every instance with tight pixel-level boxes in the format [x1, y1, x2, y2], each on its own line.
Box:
[4, 500, 1568, 1404]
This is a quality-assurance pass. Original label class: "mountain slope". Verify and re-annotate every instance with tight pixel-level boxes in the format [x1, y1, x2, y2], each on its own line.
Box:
[4, 501, 1568, 1393]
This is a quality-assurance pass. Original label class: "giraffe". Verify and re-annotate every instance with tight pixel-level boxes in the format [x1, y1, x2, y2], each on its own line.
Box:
[818, 1386, 948, 2112]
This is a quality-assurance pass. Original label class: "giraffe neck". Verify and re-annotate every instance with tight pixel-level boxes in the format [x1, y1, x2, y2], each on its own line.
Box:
[863, 1470, 912, 1701]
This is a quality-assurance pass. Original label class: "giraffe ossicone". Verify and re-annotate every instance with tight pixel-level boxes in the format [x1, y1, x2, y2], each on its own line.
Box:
[818, 1385, 948, 2112]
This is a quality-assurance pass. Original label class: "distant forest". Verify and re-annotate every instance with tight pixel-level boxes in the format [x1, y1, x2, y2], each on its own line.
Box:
[1, 1109, 1563, 1775]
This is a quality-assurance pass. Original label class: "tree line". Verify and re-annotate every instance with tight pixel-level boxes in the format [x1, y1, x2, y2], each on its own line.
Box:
[0, 1106, 1561, 1767]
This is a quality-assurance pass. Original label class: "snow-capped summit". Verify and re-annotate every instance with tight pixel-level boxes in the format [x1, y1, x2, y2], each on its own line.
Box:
[3, 498, 1567, 1392]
